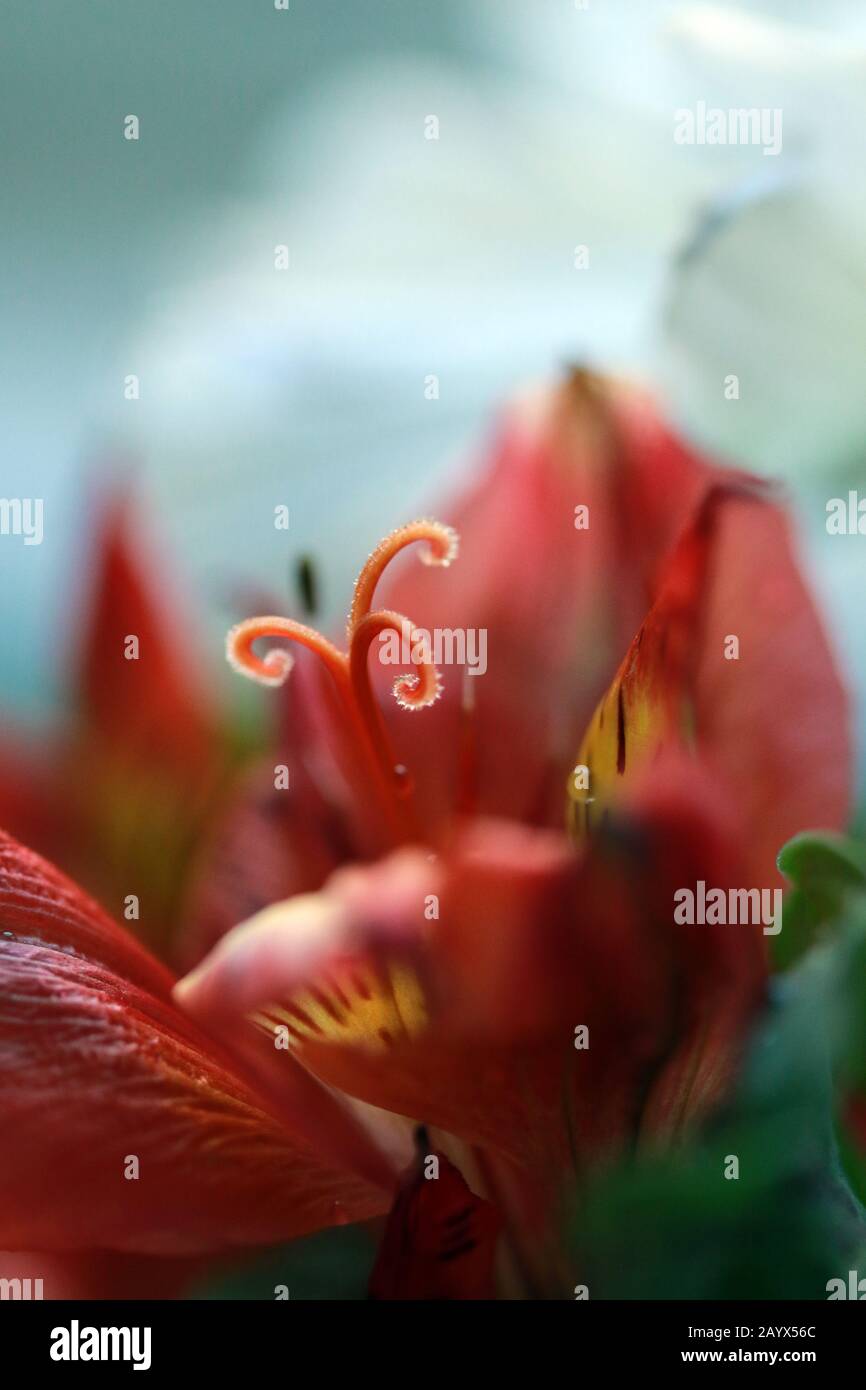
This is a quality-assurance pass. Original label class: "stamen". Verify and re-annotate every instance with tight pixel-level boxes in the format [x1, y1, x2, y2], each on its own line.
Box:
[351, 609, 443, 714]
[225, 521, 459, 845]
[348, 519, 458, 637]
[226, 616, 348, 689]
[346, 609, 441, 825]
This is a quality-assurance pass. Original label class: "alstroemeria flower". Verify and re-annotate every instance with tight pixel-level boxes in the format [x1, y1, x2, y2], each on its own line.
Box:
[0, 369, 851, 1296]
[0, 489, 227, 955]
[0, 831, 397, 1265]
[177, 765, 765, 1290]
[175, 370, 850, 1291]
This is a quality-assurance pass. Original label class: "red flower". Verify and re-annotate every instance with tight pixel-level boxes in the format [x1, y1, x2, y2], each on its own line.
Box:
[177, 373, 850, 1289]
[0, 488, 225, 950]
[0, 371, 851, 1295]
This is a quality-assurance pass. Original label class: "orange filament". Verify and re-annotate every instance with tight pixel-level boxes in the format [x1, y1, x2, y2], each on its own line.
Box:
[351, 610, 443, 714]
[227, 617, 348, 688]
[348, 519, 458, 638]
[226, 522, 458, 842]
[349, 609, 443, 810]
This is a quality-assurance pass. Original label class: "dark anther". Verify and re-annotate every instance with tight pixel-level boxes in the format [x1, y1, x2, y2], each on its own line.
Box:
[295, 554, 319, 617]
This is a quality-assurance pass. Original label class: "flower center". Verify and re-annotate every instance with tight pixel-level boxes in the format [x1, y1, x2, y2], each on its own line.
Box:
[225, 519, 458, 842]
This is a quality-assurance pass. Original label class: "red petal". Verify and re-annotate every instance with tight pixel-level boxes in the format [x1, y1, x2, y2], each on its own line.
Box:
[75, 488, 216, 769]
[572, 485, 851, 886]
[694, 492, 851, 885]
[0, 1249, 203, 1300]
[0, 735, 74, 872]
[369, 1149, 500, 1300]
[0, 831, 392, 1255]
[64, 487, 229, 944]
[175, 690, 359, 971]
[367, 374, 714, 830]
[177, 765, 764, 1200]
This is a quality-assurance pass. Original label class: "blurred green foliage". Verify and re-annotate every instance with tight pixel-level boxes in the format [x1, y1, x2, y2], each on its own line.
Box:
[569, 832, 866, 1299]
[192, 831, 866, 1301]
[775, 831, 866, 971]
[188, 1223, 377, 1301]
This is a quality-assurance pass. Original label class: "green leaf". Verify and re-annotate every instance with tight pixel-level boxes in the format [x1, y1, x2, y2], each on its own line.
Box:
[568, 951, 866, 1299]
[774, 832, 866, 970]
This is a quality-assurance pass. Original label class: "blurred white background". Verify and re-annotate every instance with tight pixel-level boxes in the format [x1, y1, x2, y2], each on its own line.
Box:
[2, 0, 864, 767]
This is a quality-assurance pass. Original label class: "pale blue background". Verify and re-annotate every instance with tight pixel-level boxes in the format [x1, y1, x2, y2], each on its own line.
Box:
[1, 0, 864, 789]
